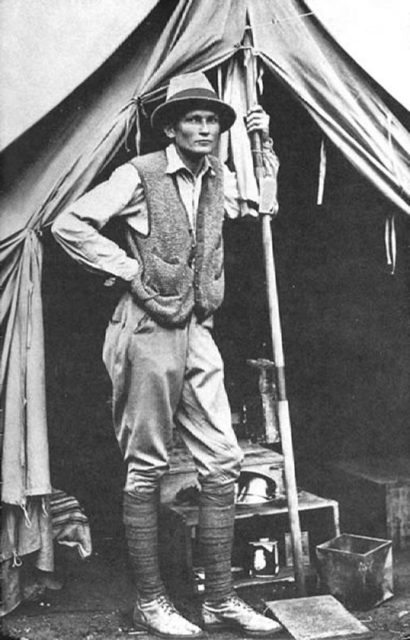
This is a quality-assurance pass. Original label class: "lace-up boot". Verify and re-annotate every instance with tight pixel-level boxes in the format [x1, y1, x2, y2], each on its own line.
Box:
[133, 594, 205, 638]
[202, 593, 283, 637]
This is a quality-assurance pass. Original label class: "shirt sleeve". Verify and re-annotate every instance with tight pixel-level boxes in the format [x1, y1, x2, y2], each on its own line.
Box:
[223, 164, 242, 219]
[223, 138, 280, 219]
[51, 163, 143, 281]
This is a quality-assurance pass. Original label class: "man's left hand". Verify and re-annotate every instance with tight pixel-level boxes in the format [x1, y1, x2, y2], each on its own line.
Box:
[245, 105, 270, 142]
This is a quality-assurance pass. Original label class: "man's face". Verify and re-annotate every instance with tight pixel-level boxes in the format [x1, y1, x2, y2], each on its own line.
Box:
[164, 109, 221, 159]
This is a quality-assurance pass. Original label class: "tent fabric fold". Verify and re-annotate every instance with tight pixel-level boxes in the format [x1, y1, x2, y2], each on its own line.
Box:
[219, 56, 260, 217]
[1, 0, 410, 614]
[1, 231, 51, 505]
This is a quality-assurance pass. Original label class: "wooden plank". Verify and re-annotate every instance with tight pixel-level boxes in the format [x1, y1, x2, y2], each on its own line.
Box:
[167, 491, 339, 527]
[267, 595, 372, 640]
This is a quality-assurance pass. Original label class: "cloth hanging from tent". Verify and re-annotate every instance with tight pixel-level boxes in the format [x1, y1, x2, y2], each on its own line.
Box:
[0, 499, 54, 617]
[385, 214, 397, 275]
[219, 56, 279, 218]
[220, 57, 263, 217]
[1, 230, 50, 504]
[317, 139, 327, 205]
[1, 490, 92, 616]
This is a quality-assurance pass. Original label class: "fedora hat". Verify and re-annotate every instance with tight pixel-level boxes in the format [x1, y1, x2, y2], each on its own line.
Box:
[151, 71, 236, 133]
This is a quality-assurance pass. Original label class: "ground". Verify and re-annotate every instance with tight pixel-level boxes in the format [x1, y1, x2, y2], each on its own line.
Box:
[3, 538, 410, 640]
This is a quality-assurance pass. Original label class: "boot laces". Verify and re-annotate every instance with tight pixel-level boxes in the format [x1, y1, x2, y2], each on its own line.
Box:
[226, 594, 255, 613]
[208, 594, 255, 615]
[156, 595, 180, 617]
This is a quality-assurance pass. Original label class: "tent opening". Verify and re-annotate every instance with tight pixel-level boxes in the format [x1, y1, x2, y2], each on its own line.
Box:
[40, 72, 410, 536]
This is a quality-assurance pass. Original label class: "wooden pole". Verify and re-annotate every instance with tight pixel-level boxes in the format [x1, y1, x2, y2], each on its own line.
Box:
[243, 26, 307, 596]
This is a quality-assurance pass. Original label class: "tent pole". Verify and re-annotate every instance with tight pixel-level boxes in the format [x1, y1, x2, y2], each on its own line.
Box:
[242, 25, 307, 597]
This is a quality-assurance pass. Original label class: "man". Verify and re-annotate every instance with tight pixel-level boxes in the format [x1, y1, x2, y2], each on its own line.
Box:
[52, 72, 282, 638]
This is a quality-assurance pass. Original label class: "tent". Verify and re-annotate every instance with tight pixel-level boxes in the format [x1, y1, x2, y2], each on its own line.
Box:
[1, 0, 409, 614]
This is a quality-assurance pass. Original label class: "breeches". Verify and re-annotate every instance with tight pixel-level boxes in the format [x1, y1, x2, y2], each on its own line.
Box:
[102, 294, 243, 493]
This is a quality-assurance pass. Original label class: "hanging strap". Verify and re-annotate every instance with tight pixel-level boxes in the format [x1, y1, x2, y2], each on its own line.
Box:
[21, 501, 33, 529]
[217, 65, 223, 98]
[385, 214, 396, 275]
[317, 138, 327, 205]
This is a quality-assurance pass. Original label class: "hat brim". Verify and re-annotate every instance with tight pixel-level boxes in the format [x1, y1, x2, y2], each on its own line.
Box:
[151, 96, 236, 133]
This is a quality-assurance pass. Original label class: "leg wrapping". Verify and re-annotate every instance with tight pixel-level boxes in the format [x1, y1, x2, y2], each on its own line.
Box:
[123, 490, 165, 601]
[198, 483, 236, 603]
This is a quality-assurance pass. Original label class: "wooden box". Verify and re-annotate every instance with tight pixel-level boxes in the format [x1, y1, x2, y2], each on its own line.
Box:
[160, 440, 285, 504]
[320, 457, 410, 549]
[159, 490, 340, 593]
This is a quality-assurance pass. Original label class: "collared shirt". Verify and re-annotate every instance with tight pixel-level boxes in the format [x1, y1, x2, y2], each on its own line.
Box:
[166, 143, 215, 230]
[52, 143, 273, 281]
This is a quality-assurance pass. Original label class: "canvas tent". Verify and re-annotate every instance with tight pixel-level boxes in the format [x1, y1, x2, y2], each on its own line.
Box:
[1, 0, 410, 614]
[305, 0, 410, 113]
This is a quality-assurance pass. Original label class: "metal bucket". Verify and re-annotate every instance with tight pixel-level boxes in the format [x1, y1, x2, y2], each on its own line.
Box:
[316, 533, 393, 610]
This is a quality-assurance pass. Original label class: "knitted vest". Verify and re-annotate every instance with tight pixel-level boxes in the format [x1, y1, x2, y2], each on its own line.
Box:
[126, 150, 225, 326]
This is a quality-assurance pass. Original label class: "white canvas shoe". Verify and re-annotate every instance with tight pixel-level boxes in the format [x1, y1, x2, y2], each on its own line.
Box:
[202, 594, 283, 637]
[133, 594, 205, 639]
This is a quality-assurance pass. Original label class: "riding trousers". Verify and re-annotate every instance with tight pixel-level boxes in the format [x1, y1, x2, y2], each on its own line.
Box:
[102, 293, 243, 494]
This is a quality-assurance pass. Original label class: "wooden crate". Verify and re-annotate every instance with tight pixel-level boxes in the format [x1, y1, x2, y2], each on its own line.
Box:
[159, 490, 340, 593]
[321, 457, 410, 549]
[160, 440, 285, 504]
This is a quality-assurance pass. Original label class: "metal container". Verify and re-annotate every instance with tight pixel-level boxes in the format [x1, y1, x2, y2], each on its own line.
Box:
[236, 471, 276, 506]
[248, 538, 279, 577]
[316, 533, 393, 610]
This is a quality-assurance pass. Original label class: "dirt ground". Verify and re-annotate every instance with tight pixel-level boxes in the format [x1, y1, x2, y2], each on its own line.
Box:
[3, 536, 410, 640]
